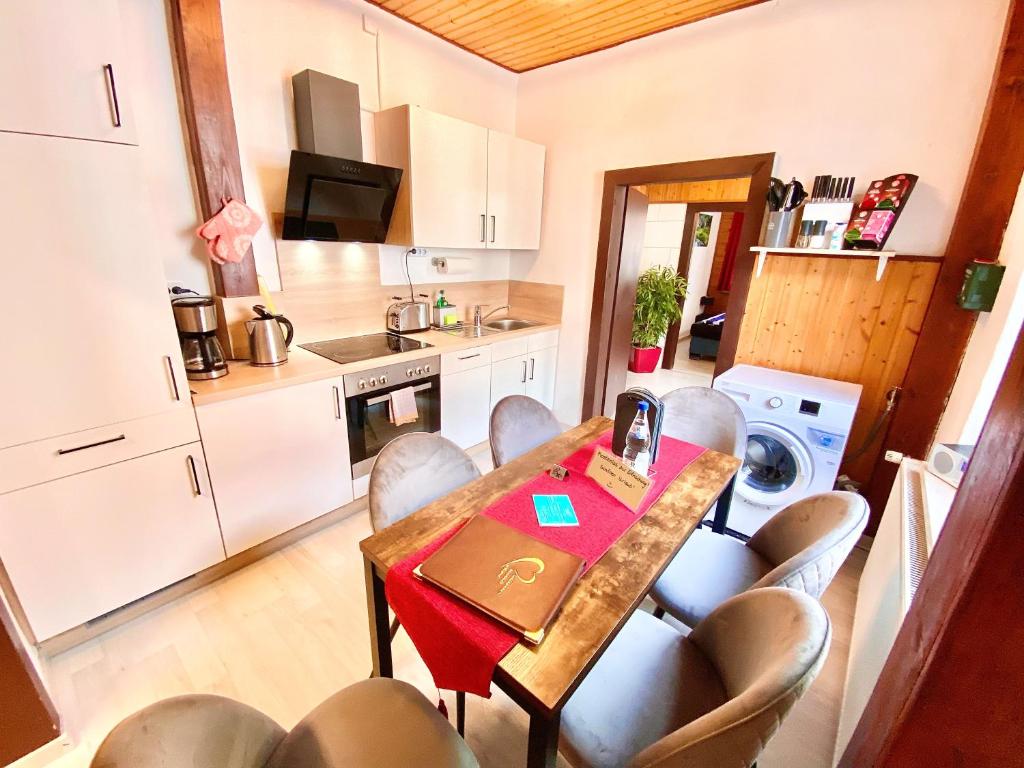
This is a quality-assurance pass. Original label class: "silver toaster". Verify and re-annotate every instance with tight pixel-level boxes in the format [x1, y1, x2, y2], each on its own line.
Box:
[386, 301, 430, 333]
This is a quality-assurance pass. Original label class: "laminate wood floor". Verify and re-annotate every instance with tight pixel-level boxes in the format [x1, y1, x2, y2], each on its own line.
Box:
[39, 447, 866, 768]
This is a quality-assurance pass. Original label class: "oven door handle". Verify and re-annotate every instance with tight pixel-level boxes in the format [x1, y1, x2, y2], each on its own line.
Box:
[365, 382, 433, 407]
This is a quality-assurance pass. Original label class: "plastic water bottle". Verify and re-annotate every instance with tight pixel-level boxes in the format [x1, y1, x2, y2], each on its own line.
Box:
[622, 402, 652, 476]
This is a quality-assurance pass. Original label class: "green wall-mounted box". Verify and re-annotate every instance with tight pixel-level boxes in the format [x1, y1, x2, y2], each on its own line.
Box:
[958, 261, 1005, 312]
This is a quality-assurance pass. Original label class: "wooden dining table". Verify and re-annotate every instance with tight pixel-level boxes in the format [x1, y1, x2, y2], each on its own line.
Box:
[359, 416, 741, 768]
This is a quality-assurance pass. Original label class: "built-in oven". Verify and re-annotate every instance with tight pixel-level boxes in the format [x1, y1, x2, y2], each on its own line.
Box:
[344, 355, 441, 479]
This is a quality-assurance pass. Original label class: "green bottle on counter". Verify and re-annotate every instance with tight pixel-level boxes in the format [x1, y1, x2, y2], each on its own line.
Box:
[435, 290, 448, 308]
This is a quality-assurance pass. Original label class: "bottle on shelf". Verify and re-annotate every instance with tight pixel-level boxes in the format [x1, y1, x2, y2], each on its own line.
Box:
[622, 401, 652, 477]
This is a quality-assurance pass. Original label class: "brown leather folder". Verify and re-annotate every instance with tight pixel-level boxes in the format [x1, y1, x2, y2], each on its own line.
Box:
[415, 515, 585, 644]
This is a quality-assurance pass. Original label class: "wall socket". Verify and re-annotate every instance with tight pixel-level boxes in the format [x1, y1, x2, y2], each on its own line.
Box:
[884, 449, 905, 464]
[431, 256, 448, 273]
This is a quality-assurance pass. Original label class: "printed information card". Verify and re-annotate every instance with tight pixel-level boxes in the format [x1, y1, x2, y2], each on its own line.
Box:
[584, 447, 652, 512]
[533, 494, 580, 527]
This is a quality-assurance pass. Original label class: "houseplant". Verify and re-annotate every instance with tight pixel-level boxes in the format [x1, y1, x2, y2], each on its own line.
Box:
[630, 265, 687, 373]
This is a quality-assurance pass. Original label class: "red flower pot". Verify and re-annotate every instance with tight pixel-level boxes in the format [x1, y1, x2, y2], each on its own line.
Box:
[629, 346, 661, 373]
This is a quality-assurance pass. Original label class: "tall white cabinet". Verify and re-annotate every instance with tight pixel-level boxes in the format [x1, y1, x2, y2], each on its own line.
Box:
[375, 105, 545, 250]
[0, 9, 222, 642]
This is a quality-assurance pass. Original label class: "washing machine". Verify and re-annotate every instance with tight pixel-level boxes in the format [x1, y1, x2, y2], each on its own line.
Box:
[712, 364, 862, 537]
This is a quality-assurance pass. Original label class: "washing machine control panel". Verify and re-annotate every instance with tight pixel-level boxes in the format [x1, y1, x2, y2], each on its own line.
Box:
[767, 396, 783, 409]
[808, 427, 844, 453]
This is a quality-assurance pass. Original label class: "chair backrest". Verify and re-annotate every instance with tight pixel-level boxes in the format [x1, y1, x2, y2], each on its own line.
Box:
[660, 387, 746, 458]
[631, 588, 831, 768]
[489, 395, 561, 468]
[367, 432, 482, 532]
[747, 491, 869, 598]
[90, 694, 286, 768]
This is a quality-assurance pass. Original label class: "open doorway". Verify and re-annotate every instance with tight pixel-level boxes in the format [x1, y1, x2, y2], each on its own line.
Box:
[583, 154, 774, 417]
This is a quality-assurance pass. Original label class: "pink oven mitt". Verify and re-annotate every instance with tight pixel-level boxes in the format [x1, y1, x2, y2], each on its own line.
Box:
[196, 198, 263, 265]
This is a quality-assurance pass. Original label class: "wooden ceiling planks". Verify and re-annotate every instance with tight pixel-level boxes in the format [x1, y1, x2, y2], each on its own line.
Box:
[366, 0, 770, 72]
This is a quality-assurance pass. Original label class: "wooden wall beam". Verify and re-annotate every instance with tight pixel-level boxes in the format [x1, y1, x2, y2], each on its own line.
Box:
[169, 0, 259, 298]
[860, 0, 1024, 526]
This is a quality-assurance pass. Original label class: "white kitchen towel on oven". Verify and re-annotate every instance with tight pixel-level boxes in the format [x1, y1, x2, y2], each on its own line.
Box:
[389, 387, 419, 426]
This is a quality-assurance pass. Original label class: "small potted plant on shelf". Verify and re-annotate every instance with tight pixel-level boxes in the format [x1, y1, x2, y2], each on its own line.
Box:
[629, 265, 687, 373]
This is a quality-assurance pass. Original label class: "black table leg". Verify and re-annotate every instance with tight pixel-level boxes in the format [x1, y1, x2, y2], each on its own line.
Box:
[456, 690, 466, 736]
[710, 474, 736, 534]
[364, 557, 393, 678]
[527, 709, 561, 768]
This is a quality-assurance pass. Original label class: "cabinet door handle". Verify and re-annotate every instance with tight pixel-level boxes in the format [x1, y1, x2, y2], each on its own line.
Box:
[103, 64, 122, 128]
[57, 434, 125, 455]
[521, 360, 527, 383]
[186, 454, 202, 496]
[490, 215, 496, 243]
[480, 214, 486, 243]
[332, 385, 342, 420]
[165, 356, 181, 401]
[529, 357, 536, 381]
[457, 353, 481, 360]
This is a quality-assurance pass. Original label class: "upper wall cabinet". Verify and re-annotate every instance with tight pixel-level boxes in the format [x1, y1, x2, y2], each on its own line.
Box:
[0, 0, 137, 144]
[375, 105, 545, 250]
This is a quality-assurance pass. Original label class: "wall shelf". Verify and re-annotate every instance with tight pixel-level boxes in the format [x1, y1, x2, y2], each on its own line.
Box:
[750, 246, 897, 280]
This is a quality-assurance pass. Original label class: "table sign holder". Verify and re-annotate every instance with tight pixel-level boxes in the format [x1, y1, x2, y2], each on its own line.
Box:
[584, 447, 652, 512]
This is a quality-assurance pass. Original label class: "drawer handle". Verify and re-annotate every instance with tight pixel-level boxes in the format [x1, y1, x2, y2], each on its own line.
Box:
[57, 434, 126, 455]
[457, 353, 481, 360]
[332, 385, 342, 420]
[103, 63, 122, 128]
[529, 357, 536, 381]
[186, 454, 202, 496]
[165, 356, 181, 401]
[521, 360, 527, 383]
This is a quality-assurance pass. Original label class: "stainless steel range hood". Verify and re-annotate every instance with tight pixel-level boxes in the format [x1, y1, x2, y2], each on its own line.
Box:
[284, 70, 402, 243]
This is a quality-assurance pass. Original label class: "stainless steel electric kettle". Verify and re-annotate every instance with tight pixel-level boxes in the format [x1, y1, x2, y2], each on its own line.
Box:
[246, 305, 294, 366]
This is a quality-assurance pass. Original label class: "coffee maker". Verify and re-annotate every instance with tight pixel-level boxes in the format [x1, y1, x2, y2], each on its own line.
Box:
[171, 296, 229, 380]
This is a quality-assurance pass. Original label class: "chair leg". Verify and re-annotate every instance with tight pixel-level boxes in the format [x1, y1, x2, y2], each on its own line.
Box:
[456, 691, 466, 737]
[653, 606, 666, 620]
[389, 615, 402, 641]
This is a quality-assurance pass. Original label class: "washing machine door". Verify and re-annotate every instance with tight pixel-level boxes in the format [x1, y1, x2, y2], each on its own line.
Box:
[737, 422, 814, 509]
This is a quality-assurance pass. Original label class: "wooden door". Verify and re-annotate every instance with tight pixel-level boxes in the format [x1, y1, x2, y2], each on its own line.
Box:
[197, 377, 353, 557]
[0, 0, 136, 144]
[0, 597, 58, 763]
[408, 107, 488, 248]
[525, 346, 557, 409]
[0, 444, 224, 641]
[442, 366, 491, 448]
[0, 133, 188, 450]
[490, 355, 527, 410]
[486, 130, 545, 250]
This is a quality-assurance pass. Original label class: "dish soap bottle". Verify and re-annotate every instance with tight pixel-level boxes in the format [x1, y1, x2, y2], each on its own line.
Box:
[435, 290, 448, 308]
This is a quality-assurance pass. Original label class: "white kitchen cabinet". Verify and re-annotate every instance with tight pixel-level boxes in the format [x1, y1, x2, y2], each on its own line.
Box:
[442, 366, 492, 449]
[375, 105, 544, 250]
[0, 0, 136, 144]
[525, 345, 558, 409]
[489, 331, 560, 410]
[197, 378, 353, 557]
[0, 444, 224, 641]
[0, 133, 188, 450]
[486, 131, 545, 250]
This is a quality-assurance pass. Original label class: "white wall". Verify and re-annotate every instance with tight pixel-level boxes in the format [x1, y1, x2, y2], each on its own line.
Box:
[640, 203, 686, 272]
[936, 175, 1024, 447]
[378, 247, 511, 286]
[513, 0, 1009, 423]
[221, 0, 518, 291]
[119, 0, 212, 293]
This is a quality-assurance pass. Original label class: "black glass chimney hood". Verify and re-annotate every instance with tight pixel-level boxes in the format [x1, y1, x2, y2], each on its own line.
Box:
[281, 150, 403, 243]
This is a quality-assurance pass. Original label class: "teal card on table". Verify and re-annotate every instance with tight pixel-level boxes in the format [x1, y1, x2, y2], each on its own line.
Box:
[533, 494, 579, 527]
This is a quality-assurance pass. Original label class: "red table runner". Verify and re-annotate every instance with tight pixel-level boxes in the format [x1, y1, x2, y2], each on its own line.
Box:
[384, 430, 705, 697]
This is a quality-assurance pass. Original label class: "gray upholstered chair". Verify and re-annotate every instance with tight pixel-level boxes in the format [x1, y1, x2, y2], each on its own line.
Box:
[651, 491, 869, 627]
[368, 432, 482, 533]
[660, 386, 746, 459]
[489, 394, 561, 468]
[559, 588, 831, 768]
[90, 678, 479, 768]
[366, 432, 482, 733]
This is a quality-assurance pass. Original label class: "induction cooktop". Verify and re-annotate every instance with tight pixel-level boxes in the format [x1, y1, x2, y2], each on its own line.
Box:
[299, 332, 433, 366]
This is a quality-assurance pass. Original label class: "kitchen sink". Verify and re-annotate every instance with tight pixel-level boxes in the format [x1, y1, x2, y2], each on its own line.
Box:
[440, 325, 501, 338]
[483, 318, 540, 331]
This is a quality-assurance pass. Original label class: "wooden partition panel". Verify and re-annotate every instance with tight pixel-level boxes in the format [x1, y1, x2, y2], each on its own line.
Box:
[734, 253, 940, 485]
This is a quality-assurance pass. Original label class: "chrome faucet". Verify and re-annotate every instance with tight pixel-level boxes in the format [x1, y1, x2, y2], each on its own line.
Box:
[473, 304, 510, 328]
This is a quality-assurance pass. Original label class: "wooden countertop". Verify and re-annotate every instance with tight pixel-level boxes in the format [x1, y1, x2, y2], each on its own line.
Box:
[360, 417, 741, 714]
[189, 321, 561, 407]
